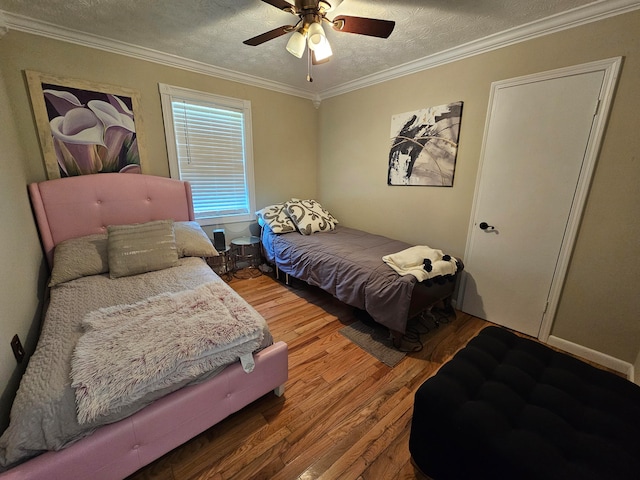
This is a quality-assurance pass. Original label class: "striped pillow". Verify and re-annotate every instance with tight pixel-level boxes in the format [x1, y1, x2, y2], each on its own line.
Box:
[107, 220, 179, 278]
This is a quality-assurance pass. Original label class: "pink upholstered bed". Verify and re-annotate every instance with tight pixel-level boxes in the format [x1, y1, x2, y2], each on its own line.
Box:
[0, 173, 288, 480]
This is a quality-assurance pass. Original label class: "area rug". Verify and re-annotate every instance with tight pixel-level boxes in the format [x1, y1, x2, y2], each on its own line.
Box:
[339, 308, 455, 367]
[339, 320, 406, 367]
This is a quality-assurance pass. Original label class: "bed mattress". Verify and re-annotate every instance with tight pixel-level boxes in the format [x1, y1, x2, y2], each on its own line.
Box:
[261, 224, 460, 334]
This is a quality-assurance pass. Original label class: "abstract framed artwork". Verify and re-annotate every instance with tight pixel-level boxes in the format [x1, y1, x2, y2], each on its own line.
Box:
[388, 101, 463, 186]
[25, 70, 147, 179]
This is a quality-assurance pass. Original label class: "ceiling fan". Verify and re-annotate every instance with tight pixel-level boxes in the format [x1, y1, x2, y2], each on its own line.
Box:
[243, 0, 395, 71]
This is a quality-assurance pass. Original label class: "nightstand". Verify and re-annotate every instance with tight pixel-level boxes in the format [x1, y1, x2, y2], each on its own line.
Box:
[231, 236, 262, 278]
[206, 247, 234, 281]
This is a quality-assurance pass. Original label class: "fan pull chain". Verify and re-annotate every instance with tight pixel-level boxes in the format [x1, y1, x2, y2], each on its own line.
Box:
[307, 47, 313, 82]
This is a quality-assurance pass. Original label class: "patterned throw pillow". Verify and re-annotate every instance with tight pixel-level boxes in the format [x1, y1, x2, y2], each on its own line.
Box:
[284, 199, 338, 235]
[256, 203, 297, 234]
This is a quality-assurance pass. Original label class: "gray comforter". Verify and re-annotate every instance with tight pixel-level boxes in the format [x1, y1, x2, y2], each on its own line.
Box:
[262, 225, 426, 334]
[0, 258, 272, 469]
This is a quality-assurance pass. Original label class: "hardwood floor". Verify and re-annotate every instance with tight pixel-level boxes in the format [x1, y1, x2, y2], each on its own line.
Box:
[127, 272, 490, 480]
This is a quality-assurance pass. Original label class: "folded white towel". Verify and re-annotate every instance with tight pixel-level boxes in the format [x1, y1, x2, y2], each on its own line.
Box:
[382, 245, 457, 282]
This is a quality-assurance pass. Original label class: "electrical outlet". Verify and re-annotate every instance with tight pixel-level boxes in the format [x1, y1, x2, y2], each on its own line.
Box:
[11, 334, 25, 363]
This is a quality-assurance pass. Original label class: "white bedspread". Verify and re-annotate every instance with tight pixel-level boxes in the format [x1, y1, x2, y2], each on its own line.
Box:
[382, 245, 458, 281]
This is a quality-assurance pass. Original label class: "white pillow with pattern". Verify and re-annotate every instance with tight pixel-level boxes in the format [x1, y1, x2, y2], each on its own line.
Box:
[257, 203, 298, 234]
[284, 199, 338, 235]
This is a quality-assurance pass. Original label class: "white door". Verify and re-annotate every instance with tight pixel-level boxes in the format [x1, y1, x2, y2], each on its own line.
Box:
[461, 59, 620, 338]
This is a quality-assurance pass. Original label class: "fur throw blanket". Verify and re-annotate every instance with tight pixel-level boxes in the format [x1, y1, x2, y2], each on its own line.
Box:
[382, 246, 458, 281]
[71, 282, 265, 424]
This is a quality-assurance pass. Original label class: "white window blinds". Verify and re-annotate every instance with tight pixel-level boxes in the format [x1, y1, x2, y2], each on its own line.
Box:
[160, 84, 255, 224]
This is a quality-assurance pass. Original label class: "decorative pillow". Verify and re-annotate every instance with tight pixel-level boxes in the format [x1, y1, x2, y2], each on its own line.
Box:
[174, 221, 218, 257]
[256, 203, 297, 234]
[284, 199, 338, 235]
[107, 220, 179, 279]
[49, 234, 109, 286]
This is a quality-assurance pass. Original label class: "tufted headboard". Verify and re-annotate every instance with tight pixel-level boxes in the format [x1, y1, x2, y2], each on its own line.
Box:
[28, 173, 195, 270]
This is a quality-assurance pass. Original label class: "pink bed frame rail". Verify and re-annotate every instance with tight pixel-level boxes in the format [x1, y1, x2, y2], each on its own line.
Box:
[1, 343, 287, 480]
[0, 174, 288, 479]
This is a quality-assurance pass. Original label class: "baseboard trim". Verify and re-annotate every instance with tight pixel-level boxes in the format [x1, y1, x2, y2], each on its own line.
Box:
[547, 335, 635, 383]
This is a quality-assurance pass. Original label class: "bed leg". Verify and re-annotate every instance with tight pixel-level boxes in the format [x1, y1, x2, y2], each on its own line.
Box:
[274, 266, 291, 286]
[422, 308, 439, 327]
[390, 330, 404, 349]
[443, 296, 457, 319]
[274, 384, 285, 397]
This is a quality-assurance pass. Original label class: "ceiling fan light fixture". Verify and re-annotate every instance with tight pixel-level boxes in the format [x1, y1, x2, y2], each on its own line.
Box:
[307, 21, 326, 51]
[313, 38, 333, 61]
[244, 0, 394, 79]
[286, 30, 306, 58]
[318, 0, 342, 13]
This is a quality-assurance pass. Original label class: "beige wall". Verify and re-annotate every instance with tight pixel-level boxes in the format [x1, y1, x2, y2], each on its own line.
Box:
[0, 63, 47, 431]
[0, 30, 318, 212]
[1, 9, 639, 429]
[318, 10, 640, 364]
[0, 31, 318, 426]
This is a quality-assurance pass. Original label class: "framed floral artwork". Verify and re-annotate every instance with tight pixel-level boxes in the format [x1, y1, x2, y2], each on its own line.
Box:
[25, 70, 147, 179]
[388, 101, 463, 186]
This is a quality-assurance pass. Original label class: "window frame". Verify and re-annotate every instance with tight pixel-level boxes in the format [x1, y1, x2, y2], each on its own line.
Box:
[159, 83, 256, 225]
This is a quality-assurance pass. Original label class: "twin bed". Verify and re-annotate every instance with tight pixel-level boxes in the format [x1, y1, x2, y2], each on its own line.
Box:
[259, 200, 463, 343]
[0, 174, 288, 479]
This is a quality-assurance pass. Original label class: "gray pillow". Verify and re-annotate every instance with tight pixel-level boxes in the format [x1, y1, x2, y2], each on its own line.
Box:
[107, 220, 179, 279]
[174, 221, 218, 257]
[49, 234, 109, 286]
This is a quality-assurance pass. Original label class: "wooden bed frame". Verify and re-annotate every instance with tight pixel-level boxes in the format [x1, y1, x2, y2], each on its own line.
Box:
[0, 173, 288, 480]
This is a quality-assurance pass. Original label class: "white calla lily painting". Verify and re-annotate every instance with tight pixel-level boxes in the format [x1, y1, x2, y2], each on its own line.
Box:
[26, 71, 147, 179]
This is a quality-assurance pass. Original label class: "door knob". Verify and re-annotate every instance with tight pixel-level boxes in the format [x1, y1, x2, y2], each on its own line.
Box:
[479, 222, 495, 230]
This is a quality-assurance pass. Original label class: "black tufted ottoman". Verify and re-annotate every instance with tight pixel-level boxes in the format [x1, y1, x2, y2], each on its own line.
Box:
[409, 326, 640, 480]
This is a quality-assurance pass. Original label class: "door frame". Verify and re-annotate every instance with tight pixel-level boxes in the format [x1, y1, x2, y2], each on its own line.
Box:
[460, 57, 622, 341]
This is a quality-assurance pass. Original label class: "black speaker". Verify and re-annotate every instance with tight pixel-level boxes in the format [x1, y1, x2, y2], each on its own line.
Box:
[212, 229, 226, 252]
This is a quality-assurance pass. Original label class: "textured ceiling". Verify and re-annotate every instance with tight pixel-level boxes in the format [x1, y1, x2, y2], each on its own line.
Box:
[0, 0, 634, 96]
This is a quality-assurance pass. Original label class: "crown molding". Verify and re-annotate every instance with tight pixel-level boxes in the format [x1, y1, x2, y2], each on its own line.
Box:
[2, 1, 639, 103]
[319, 0, 640, 100]
[1, 10, 317, 101]
[0, 11, 8, 38]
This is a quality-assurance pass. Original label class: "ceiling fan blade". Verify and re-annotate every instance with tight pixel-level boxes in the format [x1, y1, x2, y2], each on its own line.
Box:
[332, 15, 395, 38]
[243, 26, 292, 46]
[260, 0, 295, 11]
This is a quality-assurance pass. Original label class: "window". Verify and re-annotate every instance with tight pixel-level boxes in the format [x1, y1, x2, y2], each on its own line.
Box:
[159, 84, 255, 224]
